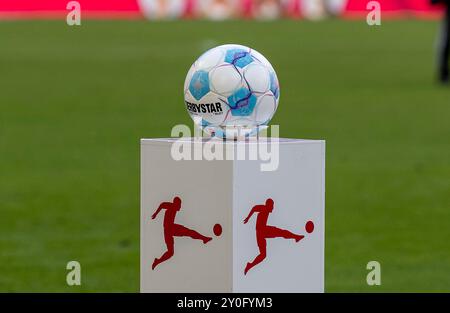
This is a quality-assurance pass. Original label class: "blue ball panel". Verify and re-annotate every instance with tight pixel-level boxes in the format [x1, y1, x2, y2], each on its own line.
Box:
[224, 49, 254, 68]
[189, 70, 210, 101]
[227, 88, 257, 116]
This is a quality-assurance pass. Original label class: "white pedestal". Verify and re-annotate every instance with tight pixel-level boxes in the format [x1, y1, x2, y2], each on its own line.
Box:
[141, 138, 325, 293]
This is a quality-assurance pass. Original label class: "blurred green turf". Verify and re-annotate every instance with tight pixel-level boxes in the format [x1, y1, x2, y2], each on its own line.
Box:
[0, 19, 449, 292]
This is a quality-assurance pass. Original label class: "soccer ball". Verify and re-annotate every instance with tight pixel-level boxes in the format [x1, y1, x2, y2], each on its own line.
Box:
[184, 44, 280, 139]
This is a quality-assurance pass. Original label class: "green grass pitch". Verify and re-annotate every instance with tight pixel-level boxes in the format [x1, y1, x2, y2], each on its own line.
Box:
[0, 19, 449, 292]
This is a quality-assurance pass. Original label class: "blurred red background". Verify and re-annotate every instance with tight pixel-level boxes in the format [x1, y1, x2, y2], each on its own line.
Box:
[0, 0, 444, 19]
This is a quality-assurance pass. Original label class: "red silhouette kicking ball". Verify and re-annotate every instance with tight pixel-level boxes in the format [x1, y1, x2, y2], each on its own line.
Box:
[213, 224, 222, 236]
[305, 221, 314, 234]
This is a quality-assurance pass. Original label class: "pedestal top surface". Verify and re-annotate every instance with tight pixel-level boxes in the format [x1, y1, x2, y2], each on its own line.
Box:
[141, 138, 325, 145]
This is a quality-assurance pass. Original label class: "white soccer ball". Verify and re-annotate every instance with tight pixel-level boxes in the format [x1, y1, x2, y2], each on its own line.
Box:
[184, 44, 280, 139]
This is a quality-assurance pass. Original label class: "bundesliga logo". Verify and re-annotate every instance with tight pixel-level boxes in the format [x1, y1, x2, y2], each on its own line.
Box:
[150, 196, 314, 275]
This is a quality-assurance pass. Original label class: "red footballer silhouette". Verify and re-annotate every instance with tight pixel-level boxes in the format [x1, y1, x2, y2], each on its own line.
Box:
[243, 198, 306, 275]
[151, 196, 212, 270]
